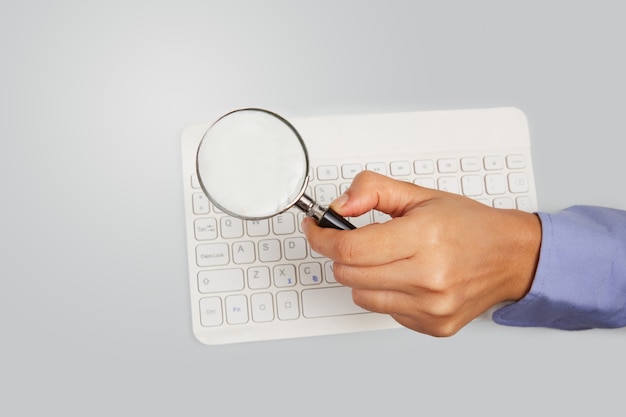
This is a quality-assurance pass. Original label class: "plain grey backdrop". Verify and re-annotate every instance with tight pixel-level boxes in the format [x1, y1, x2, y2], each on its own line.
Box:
[2, 1, 625, 415]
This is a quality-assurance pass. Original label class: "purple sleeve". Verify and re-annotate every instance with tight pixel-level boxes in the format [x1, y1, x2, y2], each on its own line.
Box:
[492, 205, 626, 330]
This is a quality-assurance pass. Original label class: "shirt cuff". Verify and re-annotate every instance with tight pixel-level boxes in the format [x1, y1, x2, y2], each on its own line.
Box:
[492, 206, 626, 330]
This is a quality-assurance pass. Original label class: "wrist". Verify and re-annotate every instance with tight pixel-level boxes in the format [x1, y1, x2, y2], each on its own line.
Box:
[507, 211, 542, 301]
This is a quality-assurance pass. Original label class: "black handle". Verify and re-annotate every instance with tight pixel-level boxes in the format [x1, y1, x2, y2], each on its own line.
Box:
[317, 207, 356, 230]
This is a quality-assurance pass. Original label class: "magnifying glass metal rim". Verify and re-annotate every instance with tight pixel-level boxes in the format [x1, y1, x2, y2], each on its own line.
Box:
[195, 107, 356, 230]
[195, 107, 311, 221]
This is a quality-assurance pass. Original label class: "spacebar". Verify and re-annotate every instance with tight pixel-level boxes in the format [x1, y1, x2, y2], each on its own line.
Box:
[302, 286, 369, 318]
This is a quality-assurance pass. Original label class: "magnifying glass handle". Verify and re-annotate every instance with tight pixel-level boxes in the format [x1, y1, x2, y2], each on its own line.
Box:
[318, 207, 356, 230]
[296, 194, 356, 230]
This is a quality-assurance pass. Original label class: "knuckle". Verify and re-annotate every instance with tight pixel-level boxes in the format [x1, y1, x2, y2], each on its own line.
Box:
[350, 289, 379, 313]
[392, 311, 461, 338]
[428, 292, 462, 318]
[352, 289, 396, 314]
[423, 276, 448, 294]
[423, 268, 455, 293]
[353, 169, 377, 183]
[430, 321, 462, 338]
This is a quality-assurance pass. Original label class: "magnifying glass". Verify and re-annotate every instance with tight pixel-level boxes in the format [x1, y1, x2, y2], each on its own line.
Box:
[196, 108, 356, 230]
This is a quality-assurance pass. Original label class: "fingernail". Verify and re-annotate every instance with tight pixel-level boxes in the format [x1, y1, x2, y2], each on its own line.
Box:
[301, 217, 310, 233]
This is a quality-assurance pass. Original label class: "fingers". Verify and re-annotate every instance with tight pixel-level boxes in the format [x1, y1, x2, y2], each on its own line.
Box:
[349, 288, 479, 337]
[330, 170, 437, 218]
[332, 257, 431, 291]
[302, 215, 418, 266]
[300, 169, 542, 338]
[302, 171, 443, 266]
[390, 313, 468, 338]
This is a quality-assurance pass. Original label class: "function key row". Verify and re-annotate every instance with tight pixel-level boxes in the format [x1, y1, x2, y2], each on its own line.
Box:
[315, 154, 526, 180]
[189, 154, 526, 190]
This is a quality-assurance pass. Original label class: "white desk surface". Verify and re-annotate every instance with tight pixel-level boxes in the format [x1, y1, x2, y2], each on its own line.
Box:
[2, 2, 624, 415]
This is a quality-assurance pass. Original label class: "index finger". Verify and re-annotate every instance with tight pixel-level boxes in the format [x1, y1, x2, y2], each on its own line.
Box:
[330, 170, 438, 218]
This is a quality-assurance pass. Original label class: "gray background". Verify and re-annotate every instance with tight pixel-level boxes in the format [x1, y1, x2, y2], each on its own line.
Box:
[2, 1, 625, 415]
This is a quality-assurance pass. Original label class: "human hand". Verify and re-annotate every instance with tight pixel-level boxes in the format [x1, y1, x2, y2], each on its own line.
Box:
[301, 171, 541, 337]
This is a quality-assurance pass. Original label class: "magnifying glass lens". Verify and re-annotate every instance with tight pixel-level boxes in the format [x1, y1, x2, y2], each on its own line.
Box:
[196, 108, 355, 230]
[196, 109, 308, 219]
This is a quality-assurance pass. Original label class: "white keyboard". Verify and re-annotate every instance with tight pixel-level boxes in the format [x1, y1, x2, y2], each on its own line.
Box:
[181, 107, 538, 345]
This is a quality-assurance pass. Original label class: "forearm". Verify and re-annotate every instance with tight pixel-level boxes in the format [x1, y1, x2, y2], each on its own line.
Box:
[493, 206, 626, 330]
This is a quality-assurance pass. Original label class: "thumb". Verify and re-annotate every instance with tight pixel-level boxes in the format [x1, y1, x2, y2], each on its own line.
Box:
[330, 170, 436, 218]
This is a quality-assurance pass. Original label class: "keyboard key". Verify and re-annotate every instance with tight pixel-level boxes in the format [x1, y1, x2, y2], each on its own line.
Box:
[232, 241, 255, 264]
[246, 219, 269, 237]
[390, 161, 411, 176]
[192, 192, 210, 214]
[198, 269, 244, 293]
[274, 264, 297, 287]
[516, 196, 532, 212]
[461, 175, 483, 196]
[299, 262, 323, 285]
[196, 243, 229, 267]
[284, 237, 307, 260]
[315, 184, 338, 205]
[485, 173, 507, 195]
[220, 217, 244, 238]
[508, 172, 529, 193]
[276, 291, 300, 320]
[460, 157, 481, 172]
[258, 239, 281, 262]
[506, 154, 526, 169]
[272, 212, 295, 235]
[414, 159, 434, 175]
[493, 197, 515, 209]
[302, 286, 368, 318]
[199, 297, 223, 327]
[366, 162, 387, 175]
[437, 158, 458, 173]
[317, 165, 338, 180]
[247, 266, 271, 289]
[437, 177, 460, 194]
[225, 295, 248, 324]
[341, 163, 362, 179]
[251, 293, 274, 323]
[194, 218, 218, 240]
[484, 155, 504, 170]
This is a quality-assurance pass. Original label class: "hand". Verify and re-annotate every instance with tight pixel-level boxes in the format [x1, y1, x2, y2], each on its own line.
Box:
[301, 170, 541, 337]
